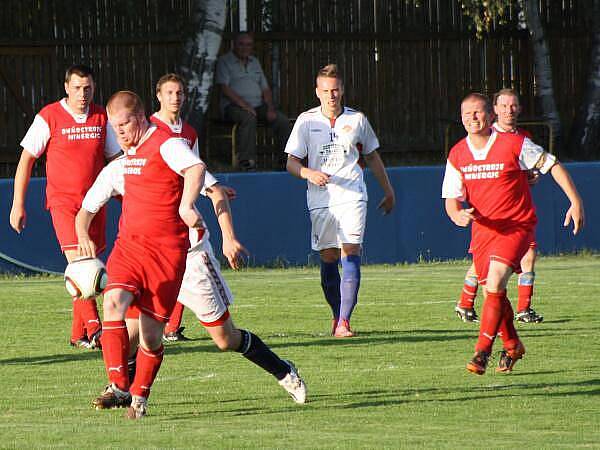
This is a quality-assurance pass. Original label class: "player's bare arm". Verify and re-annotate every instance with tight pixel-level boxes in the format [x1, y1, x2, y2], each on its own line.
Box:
[9, 150, 37, 233]
[286, 154, 330, 186]
[363, 150, 395, 214]
[179, 163, 206, 228]
[548, 162, 585, 234]
[206, 183, 249, 270]
[445, 198, 475, 227]
[75, 208, 98, 258]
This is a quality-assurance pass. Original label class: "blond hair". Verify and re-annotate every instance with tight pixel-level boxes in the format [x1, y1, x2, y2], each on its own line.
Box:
[106, 90, 145, 116]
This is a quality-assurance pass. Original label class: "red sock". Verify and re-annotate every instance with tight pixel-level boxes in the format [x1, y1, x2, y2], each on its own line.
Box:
[100, 320, 130, 391]
[79, 298, 102, 336]
[70, 297, 85, 342]
[517, 284, 534, 312]
[497, 294, 520, 350]
[130, 345, 164, 399]
[475, 290, 505, 353]
[164, 302, 184, 334]
[459, 275, 478, 308]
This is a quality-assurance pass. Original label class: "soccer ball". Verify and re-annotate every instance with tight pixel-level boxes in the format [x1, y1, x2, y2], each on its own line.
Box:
[64, 257, 108, 299]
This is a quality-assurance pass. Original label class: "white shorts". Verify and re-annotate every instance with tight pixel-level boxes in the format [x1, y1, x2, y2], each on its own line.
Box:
[309, 201, 367, 251]
[177, 239, 234, 324]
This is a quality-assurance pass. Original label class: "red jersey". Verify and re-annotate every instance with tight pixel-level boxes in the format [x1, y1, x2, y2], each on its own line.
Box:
[446, 132, 537, 230]
[20, 100, 120, 209]
[120, 126, 202, 249]
[493, 122, 533, 139]
[150, 114, 198, 154]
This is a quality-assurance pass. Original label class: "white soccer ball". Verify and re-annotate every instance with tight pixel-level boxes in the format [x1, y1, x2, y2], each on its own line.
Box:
[64, 257, 108, 299]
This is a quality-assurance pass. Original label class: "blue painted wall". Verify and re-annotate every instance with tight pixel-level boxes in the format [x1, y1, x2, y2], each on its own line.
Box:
[1, 163, 598, 273]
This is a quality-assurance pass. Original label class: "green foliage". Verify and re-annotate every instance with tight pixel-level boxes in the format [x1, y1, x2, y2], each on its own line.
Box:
[459, 0, 516, 38]
[1, 256, 599, 448]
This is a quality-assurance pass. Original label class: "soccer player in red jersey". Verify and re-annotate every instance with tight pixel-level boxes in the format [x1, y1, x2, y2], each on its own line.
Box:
[91, 90, 206, 419]
[442, 93, 584, 375]
[454, 89, 544, 324]
[9, 65, 121, 349]
[76, 73, 305, 405]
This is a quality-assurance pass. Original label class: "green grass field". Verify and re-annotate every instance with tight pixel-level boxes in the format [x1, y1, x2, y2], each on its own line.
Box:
[1, 255, 599, 449]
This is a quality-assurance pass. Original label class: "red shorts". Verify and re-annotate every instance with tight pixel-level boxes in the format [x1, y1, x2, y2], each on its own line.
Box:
[50, 205, 106, 253]
[471, 224, 534, 285]
[105, 235, 187, 323]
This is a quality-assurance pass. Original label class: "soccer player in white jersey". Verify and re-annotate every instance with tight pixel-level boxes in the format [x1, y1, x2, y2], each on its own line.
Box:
[10, 64, 121, 349]
[454, 89, 544, 324]
[285, 64, 395, 337]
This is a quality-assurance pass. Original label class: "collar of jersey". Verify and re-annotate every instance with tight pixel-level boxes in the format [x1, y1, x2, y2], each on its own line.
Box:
[60, 98, 89, 123]
[466, 130, 497, 160]
[126, 125, 157, 155]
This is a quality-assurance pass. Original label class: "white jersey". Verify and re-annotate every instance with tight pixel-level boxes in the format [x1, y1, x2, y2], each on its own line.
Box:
[82, 154, 218, 251]
[285, 106, 379, 210]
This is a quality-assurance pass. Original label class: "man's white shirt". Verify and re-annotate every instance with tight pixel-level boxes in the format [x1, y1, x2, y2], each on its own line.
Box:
[285, 106, 379, 210]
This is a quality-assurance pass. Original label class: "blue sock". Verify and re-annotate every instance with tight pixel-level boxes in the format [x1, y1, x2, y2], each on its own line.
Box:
[340, 255, 361, 321]
[320, 260, 341, 319]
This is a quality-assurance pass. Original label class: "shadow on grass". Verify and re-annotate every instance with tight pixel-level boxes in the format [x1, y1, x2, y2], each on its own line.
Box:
[167, 378, 600, 418]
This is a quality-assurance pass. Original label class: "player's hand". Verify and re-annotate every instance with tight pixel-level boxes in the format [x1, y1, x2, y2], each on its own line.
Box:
[9, 205, 26, 233]
[179, 206, 203, 229]
[564, 202, 585, 235]
[306, 169, 330, 187]
[223, 238, 250, 270]
[242, 105, 257, 117]
[222, 185, 237, 201]
[266, 107, 277, 122]
[454, 207, 475, 227]
[377, 191, 395, 215]
[527, 169, 540, 186]
[78, 235, 97, 258]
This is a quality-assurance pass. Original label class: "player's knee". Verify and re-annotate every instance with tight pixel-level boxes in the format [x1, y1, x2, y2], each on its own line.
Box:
[212, 332, 239, 352]
[518, 271, 535, 286]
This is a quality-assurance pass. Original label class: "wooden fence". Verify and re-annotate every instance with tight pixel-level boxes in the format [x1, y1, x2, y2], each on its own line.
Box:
[0, 0, 594, 177]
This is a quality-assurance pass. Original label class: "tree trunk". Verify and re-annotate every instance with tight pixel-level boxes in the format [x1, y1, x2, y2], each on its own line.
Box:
[180, 0, 228, 135]
[567, 0, 600, 160]
[523, 0, 563, 154]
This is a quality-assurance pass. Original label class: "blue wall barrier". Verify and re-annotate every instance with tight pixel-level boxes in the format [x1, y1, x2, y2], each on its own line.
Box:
[1, 162, 598, 273]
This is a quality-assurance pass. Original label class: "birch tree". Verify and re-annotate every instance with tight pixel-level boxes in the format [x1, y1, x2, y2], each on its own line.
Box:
[568, 0, 600, 160]
[459, 0, 562, 149]
[180, 0, 228, 134]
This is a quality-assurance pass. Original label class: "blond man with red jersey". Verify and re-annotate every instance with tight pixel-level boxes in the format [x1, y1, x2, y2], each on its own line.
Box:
[9, 65, 121, 349]
[455, 89, 544, 324]
[93, 90, 205, 419]
[442, 93, 584, 375]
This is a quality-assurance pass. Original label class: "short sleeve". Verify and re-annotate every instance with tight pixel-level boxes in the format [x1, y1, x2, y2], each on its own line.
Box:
[82, 157, 125, 213]
[258, 65, 269, 91]
[201, 170, 219, 196]
[441, 160, 465, 200]
[159, 137, 204, 175]
[518, 137, 556, 174]
[215, 56, 230, 85]
[20, 115, 50, 158]
[104, 124, 122, 159]
[284, 118, 308, 159]
[359, 115, 380, 155]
